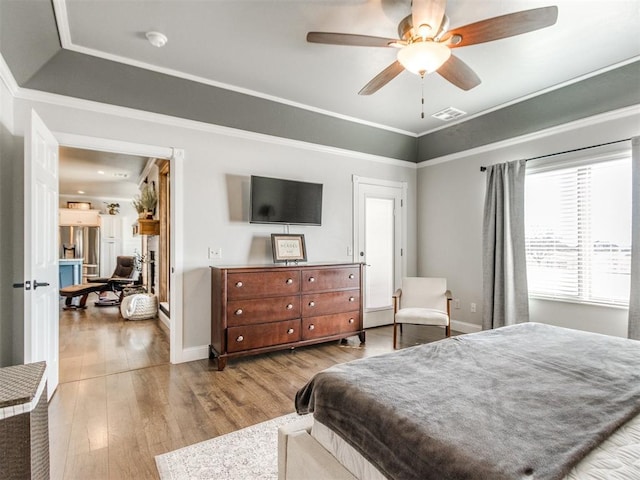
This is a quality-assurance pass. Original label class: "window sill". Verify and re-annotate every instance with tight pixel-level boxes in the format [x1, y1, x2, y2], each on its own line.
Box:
[528, 295, 629, 310]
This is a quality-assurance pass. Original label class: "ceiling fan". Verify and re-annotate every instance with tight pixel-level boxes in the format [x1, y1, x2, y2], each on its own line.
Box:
[307, 0, 558, 95]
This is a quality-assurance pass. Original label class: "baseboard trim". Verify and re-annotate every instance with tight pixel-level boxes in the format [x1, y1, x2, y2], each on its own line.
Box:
[158, 309, 170, 331]
[179, 345, 210, 363]
[177, 323, 481, 364]
[451, 320, 482, 334]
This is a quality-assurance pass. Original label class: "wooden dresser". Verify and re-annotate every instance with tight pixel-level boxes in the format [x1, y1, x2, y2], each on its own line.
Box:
[210, 263, 365, 370]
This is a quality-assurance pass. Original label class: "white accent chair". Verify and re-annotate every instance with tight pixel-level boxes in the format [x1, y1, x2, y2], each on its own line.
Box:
[392, 277, 452, 349]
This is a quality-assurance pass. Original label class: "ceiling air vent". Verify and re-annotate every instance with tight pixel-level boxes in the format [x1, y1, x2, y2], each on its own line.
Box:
[112, 172, 129, 178]
[432, 107, 467, 121]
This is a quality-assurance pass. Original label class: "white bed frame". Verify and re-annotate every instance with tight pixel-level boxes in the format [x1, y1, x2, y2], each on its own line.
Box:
[278, 415, 357, 480]
[278, 413, 640, 480]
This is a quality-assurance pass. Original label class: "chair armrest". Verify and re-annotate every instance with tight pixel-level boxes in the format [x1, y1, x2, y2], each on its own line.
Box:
[445, 289, 452, 301]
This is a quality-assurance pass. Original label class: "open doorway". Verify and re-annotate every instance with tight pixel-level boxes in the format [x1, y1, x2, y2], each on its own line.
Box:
[57, 147, 171, 383]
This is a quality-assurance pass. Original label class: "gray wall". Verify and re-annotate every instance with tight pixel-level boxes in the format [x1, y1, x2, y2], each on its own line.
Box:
[0, 79, 23, 366]
[417, 106, 640, 337]
[8, 94, 417, 354]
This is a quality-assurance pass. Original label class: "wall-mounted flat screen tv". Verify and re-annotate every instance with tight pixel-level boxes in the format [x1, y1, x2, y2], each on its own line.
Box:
[250, 175, 323, 225]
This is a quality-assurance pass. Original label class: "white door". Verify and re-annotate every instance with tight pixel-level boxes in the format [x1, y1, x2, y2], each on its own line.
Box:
[353, 176, 406, 326]
[24, 110, 59, 399]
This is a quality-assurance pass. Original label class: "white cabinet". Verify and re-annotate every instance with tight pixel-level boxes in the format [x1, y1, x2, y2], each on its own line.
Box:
[59, 208, 101, 226]
[100, 239, 121, 276]
[99, 214, 123, 276]
[100, 214, 122, 239]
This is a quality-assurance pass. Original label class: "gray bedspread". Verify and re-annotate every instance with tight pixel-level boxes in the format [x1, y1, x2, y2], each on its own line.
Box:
[295, 323, 640, 480]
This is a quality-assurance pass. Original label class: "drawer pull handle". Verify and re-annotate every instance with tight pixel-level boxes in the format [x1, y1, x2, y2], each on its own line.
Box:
[348, 318, 354, 324]
[236, 335, 244, 342]
[349, 274, 355, 279]
[286, 278, 293, 285]
[308, 277, 315, 283]
[235, 309, 243, 315]
[286, 304, 293, 310]
[349, 297, 355, 302]
[287, 328, 295, 334]
[309, 324, 315, 330]
[308, 301, 315, 307]
[235, 281, 243, 288]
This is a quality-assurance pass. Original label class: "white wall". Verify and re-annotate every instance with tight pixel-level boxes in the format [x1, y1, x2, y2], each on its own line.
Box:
[10, 96, 417, 354]
[417, 105, 640, 337]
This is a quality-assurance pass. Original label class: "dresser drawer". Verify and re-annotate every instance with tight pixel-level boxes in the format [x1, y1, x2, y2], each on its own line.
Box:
[302, 290, 360, 317]
[301, 312, 360, 340]
[227, 320, 301, 353]
[227, 296, 300, 326]
[302, 267, 360, 292]
[227, 270, 300, 299]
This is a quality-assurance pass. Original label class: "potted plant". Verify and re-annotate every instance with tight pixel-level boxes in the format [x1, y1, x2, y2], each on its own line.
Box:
[132, 183, 157, 219]
[105, 202, 120, 215]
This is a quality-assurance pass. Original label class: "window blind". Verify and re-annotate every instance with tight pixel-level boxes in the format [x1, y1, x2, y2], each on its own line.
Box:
[525, 154, 631, 306]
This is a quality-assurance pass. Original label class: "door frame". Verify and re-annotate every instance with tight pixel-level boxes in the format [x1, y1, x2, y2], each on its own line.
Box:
[54, 132, 185, 364]
[352, 175, 408, 314]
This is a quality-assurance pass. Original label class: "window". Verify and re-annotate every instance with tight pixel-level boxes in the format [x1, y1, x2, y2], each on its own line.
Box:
[525, 147, 631, 306]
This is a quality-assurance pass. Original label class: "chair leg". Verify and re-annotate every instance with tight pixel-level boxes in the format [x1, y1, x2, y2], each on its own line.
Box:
[393, 322, 398, 349]
[445, 323, 451, 337]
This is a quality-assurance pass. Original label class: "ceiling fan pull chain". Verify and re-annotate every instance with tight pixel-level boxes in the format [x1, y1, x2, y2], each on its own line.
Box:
[421, 73, 425, 119]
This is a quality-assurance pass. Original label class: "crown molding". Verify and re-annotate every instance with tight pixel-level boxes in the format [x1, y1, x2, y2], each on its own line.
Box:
[0, 54, 19, 97]
[50, 0, 415, 139]
[0, 52, 415, 169]
[416, 56, 640, 138]
[418, 104, 640, 168]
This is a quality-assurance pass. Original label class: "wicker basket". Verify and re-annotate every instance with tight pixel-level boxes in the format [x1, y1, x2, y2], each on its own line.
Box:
[120, 293, 158, 320]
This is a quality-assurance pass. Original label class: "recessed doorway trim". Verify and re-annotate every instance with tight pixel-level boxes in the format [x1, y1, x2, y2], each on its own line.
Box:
[55, 132, 185, 364]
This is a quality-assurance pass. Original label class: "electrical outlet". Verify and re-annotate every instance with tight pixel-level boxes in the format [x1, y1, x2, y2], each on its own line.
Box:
[208, 247, 222, 260]
[470, 302, 477, 313]
[454, 298, 461, 310]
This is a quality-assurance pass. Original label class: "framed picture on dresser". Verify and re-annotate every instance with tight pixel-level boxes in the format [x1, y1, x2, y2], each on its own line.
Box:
[271, 234, 307, 263]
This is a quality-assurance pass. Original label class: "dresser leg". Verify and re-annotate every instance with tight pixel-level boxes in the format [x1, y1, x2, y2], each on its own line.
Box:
[217, 357, 227, 371]
[358, 331, 366, 344]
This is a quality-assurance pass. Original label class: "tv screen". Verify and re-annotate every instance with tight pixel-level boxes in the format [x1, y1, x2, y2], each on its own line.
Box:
[250, 175, 323, 225]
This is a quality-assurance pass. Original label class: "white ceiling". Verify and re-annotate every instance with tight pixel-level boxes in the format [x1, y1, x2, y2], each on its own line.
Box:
[59, 146, 148, 200]
[54, 0, 640, 136]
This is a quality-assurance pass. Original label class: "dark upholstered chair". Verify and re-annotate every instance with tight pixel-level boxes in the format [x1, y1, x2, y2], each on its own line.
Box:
[89, 256, 138, 305]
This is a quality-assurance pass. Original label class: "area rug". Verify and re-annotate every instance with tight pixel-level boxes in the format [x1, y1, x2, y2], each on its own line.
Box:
[155, 412, 299, 480]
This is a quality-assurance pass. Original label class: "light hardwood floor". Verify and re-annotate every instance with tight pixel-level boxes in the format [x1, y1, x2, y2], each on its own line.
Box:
[50, 305, 455, 479]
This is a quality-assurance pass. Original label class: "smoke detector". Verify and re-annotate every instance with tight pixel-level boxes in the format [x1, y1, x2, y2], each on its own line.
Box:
[146, 31, 168, 48]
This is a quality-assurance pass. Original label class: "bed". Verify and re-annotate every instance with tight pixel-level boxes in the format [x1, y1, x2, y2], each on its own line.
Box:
[279, 323, 640, 480]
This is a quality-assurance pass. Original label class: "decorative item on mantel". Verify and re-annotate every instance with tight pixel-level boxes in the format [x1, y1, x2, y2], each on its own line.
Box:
[105, 202, 120, 215]
[132, 183, 158, 219]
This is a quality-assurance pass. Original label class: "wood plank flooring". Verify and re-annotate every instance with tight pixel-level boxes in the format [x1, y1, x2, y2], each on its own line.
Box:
[58, 298, 170, 383]
[50, 309, 456, 480]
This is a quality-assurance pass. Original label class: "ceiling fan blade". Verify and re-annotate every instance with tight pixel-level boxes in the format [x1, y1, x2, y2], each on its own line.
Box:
[411, 0, 447, 37]
[437, 54, 481, 91]
[441, 6, 558, 48]
[359, 61, 405, 95]
[307, 32, 398, 47]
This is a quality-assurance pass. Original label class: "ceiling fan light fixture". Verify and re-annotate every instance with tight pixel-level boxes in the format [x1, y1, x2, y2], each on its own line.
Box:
[397, 40, 451, 76]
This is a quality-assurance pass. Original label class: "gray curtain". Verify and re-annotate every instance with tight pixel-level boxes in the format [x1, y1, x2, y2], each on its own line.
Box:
[482, 159, 529, 330]
[629, 137, 640, 340]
